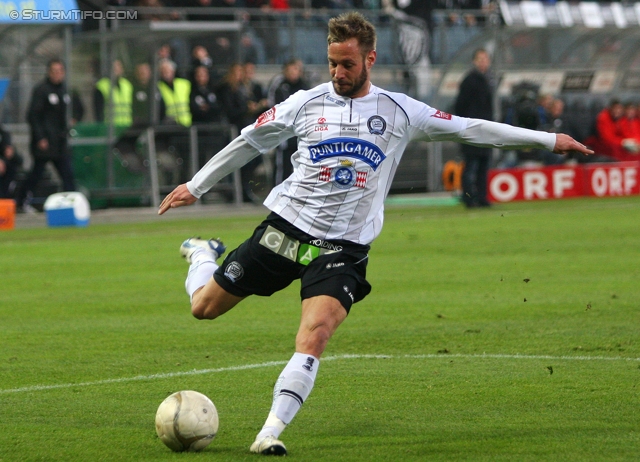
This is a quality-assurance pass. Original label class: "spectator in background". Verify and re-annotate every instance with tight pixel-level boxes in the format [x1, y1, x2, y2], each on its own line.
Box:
[158, 43, 174, 62]
[190, 65, 226, 170]
[270, 0, 289, 10]
[0, 124, 22, 199]
[217, 63, 261, 202]
[454, 48, 493, 208]
[132, 62, 155, 126]
[547, 98, 565, 131]
[537, 98, 567, 165]
[94, 59, 134, 127]
[17, 59, 84, 213]
[190, 45, 214, 80]
[216, 63, 251, 130]
[190, 65, 223, 125]
[271, 59, 310, 186]
[242, 62, 269, 122]
[591, 99, 637, 161]
[619, 102, 640, 154]
[245, 0, 280, 64]
[157, 58, 192, 126]
[536, 93, 554, 129]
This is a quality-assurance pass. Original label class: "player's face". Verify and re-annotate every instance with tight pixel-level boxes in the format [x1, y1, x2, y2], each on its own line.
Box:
[328, 38, 376, 99]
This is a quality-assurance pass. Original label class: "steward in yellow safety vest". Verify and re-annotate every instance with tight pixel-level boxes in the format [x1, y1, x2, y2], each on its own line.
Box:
[157, 59, 192, 127]
[94, 60, 133, 127]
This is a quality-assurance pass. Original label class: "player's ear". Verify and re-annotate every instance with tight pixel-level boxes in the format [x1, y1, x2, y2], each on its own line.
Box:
[366, 50, 376, 69]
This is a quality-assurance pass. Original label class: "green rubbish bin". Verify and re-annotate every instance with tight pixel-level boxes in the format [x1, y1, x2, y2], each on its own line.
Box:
[70, 123, 149, 208]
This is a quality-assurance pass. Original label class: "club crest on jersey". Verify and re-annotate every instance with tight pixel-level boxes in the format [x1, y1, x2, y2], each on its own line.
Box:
[432, 110, 452, 120]
[319, 163, 368, 189]
[255, 107, 276, 127]
[367, 115, 386, 135]
[308, 137, 386, 171]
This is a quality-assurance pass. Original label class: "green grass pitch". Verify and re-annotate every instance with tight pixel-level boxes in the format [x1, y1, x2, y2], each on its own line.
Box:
[1, 197, 639, 461]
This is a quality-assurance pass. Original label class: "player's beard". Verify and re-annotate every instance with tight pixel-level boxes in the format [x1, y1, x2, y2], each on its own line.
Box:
[332, 61, 369, 98]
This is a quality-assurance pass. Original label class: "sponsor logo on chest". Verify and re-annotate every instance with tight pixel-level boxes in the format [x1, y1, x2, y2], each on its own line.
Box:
[308, 137, 386, 171]
[319, 159, 368, 189]
[314, 117, 328, 131]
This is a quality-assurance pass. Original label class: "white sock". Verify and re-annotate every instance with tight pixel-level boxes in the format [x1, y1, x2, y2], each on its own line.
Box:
[185, 248, 219, 301]
[256, 352, 319, 440]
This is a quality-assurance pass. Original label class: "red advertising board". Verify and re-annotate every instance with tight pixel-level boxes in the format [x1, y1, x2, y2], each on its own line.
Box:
[488, 162, 640, 202]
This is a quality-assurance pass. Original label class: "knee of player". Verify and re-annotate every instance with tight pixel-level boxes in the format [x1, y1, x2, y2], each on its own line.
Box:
[297, 324, 332, 352]
[190, 300, 219, 320]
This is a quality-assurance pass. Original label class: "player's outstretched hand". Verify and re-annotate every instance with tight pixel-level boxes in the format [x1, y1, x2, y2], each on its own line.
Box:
[158, 184, 197, 215]
[553, 134, 594, 155]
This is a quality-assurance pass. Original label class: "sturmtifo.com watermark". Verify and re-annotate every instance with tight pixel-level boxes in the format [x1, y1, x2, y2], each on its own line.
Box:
[9, 9, 138, 20]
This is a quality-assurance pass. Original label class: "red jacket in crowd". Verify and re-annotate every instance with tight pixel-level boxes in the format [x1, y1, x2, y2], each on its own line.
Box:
[593, 105, 639, 161]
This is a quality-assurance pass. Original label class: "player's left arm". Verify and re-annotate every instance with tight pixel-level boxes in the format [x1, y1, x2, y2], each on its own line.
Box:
[552, 133, 594, 155]
[418, 112, 593, 156]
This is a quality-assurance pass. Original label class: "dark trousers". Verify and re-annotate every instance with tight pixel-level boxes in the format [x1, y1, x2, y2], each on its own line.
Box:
[18, 155, 75, 206]
[462, 147, 491, 207]
[0, 156, 21, 198]
[274, 139, 295, 186]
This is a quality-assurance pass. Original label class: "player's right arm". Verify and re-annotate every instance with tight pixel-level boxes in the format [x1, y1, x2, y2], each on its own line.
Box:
[159, 87, 313, 215]
[158, 136, 261, 215]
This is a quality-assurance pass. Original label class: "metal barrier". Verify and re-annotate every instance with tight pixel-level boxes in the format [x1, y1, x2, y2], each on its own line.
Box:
[69, 123, 242, 209]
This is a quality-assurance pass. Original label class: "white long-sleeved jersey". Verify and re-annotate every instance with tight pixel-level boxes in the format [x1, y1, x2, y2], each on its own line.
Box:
[189, 82, 556, 245]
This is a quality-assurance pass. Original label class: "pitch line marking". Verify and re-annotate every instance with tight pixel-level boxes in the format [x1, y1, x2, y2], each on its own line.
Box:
[2, 353, 639, 395]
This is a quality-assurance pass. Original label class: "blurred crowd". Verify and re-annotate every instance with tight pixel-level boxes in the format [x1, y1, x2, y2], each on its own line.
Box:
[501, 84, 640, 167]
[2, 43, 315, 209]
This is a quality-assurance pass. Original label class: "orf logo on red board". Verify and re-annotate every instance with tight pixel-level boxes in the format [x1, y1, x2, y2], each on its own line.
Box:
[432, 110, 452, 120]
[255, 107, 276, 127]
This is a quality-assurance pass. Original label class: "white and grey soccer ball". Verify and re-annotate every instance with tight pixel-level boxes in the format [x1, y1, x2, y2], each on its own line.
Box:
[155, 390, 219, 452]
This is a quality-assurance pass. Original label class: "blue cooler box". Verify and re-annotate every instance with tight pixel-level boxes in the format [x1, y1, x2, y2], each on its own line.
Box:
[43, 192, 91, 227]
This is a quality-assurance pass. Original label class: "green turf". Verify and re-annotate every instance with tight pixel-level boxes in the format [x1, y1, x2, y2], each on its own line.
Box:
[1, 197, 639, 461]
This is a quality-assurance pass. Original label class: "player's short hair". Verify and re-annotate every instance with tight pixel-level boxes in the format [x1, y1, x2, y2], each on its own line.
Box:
[327, 11, 377, 55]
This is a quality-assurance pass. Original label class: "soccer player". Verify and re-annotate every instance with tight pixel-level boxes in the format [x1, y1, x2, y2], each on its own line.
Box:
[158, 12, 592, 456]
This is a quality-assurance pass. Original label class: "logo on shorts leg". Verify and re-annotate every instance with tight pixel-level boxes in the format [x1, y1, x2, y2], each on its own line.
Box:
[224, 261, 244, 282]
[343, 285, 354, 302]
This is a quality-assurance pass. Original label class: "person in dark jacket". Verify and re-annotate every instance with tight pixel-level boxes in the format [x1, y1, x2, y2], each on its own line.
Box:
[190, 65, 223, 125]
[190, 65, 226, 169]
[0, 125, 22, 199]
[132, 62, 155, 127]
[216, 63, 259, 202]
[17, 59, 84, 212]
[272, 59, 309, 185]
[454, 48, 493, 208]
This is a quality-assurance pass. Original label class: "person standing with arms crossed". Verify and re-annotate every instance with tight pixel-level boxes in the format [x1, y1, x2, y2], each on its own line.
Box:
[454, 48, 494, 208]
[158, 12, 592, 456]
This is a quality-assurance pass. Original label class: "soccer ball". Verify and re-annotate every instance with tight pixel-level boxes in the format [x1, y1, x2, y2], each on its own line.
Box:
[155, 390, 219, 452]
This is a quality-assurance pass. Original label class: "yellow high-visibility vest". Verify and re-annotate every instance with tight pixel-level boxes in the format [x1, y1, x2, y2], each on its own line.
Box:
[96, 77, 133, 126]
[157, 78, 192, 127]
